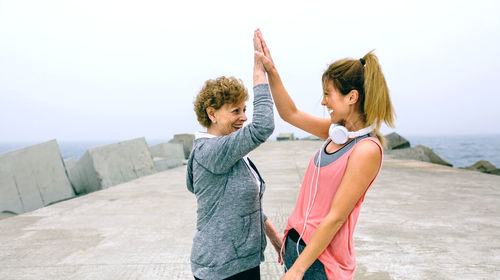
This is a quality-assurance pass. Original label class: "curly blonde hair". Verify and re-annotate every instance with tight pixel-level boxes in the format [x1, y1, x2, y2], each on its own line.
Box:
[194, 76, 248, 128]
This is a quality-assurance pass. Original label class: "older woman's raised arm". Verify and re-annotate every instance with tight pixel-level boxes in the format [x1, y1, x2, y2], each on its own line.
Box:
[192, 34, 274, 175]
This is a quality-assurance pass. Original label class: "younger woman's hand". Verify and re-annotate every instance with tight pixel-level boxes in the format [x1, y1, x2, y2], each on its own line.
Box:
[280, 268, 305, 280]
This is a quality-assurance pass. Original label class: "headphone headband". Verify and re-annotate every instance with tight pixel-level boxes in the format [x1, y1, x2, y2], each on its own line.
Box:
[329, 123, 373, 144]
[347, 125, 373, 138]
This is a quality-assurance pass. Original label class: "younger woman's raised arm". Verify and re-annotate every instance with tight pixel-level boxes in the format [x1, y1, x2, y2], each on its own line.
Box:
[254, 29, 331, 139]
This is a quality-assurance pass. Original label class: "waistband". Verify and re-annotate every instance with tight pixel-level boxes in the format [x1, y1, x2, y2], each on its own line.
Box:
[287, 228, 306, 246]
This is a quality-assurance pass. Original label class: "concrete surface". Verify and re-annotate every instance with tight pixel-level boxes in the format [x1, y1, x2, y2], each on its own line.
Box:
[0, 140, 75, 214]
[0, 141, 499, 279]
[69, 137, 156, 194]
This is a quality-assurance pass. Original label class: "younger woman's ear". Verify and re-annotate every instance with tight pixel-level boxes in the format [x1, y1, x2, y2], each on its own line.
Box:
[347, 90, 359, 104]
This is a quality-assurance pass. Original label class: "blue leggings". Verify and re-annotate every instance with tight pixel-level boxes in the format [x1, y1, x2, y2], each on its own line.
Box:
[284, 235, 328, 279]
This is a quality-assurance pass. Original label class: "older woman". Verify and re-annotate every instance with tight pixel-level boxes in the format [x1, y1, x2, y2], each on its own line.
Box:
[254, 29, 395, 280]
[186, 40, 282, 279]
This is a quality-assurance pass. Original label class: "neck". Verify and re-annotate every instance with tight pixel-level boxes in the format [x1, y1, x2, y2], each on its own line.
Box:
[343, 112, 366, 132]
[206, 127, 222, 136]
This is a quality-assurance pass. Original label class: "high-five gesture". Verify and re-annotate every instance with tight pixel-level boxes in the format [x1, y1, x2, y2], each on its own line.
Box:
[253, 28, 332, 139]
[253, 29, 268, 85]
[254, 29, 276, 72]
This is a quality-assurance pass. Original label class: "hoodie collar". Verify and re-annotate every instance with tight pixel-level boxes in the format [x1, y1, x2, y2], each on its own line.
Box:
[195, 131, 217, 139]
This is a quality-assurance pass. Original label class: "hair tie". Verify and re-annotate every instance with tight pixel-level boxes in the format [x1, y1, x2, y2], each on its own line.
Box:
[359, 58, 366, 66]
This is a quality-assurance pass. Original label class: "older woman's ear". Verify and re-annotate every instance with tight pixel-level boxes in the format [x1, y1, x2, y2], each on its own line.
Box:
[206, 107, 216, 124]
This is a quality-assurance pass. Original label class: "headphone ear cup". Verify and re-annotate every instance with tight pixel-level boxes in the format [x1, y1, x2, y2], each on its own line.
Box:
[329, 124, 349, 144]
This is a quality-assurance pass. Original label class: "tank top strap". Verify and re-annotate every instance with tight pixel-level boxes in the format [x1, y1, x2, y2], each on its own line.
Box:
[315, 133, 380, 167]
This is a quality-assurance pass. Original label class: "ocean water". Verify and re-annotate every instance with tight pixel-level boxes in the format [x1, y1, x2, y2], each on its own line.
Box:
[1, 135, 499, 168]
[405, 134, 500, 168]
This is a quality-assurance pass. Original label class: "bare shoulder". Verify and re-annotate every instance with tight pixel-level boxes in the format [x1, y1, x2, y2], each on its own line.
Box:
[349, 139, 382, 165]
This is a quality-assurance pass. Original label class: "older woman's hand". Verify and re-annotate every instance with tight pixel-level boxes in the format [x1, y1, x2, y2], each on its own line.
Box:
[254, 29, 276, 73]
[253, 29, 267, 85]
[264, 219, 285, 264]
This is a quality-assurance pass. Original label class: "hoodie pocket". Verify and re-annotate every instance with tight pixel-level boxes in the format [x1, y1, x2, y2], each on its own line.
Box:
[232, 210, 261, 258]
[191, 228, 237, 268]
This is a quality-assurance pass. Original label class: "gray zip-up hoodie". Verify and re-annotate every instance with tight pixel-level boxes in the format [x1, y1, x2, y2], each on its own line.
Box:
[186, 84, 274, 279]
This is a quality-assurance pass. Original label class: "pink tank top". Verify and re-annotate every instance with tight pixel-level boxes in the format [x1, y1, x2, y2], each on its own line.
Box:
[284, 137, 383, 280]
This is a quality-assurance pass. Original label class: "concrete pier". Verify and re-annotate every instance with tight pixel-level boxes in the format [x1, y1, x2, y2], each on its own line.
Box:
[0, 141, 499, 279]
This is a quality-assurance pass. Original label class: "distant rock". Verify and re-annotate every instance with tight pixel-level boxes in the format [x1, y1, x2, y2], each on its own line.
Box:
[464, 160, 498, 175]
[490, 169, 500, 175]
[386, 145, 453, 167]
[277, 133, 295, 141]
[384, 132, 410, 150]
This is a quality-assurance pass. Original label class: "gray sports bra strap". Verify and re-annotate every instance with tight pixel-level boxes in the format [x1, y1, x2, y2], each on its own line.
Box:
[314, 133, 375, 167]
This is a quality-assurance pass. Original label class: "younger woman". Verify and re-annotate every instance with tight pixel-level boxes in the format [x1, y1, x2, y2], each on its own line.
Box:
[254, 29, 395, 280]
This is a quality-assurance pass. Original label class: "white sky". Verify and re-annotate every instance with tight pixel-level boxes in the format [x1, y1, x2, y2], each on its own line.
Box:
[1, 0, 499, 141]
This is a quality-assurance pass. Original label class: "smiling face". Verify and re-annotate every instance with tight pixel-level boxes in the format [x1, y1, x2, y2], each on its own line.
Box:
[321, 80, 350, 124]
[206, 101, 247, 136]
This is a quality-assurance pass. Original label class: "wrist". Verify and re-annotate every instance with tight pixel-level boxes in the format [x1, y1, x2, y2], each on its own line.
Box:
[289, 266, 306, 276]
[253, 74, 267, 85]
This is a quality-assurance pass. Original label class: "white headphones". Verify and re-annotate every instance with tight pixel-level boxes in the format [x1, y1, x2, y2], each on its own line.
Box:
[329, 123, 373, 144]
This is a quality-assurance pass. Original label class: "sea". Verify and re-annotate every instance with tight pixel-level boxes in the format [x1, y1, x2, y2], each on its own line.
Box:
[404, 134, 500, 168]
[0, 135, 499, 168]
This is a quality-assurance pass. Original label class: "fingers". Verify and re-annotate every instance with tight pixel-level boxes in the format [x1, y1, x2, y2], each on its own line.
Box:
[254, 51, 271, 70]
[253, 30, 264, 53]
[256, 29, 272, 59]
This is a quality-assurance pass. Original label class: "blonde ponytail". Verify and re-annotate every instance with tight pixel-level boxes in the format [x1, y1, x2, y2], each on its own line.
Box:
[362, 51, 395, 148]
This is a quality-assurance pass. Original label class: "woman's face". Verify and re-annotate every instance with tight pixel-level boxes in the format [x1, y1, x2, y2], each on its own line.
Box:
[209, 101, 247, 136]
[321, 80, 349, 124]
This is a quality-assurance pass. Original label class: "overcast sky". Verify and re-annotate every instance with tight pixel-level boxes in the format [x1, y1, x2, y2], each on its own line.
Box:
[1, 0, 499, 142]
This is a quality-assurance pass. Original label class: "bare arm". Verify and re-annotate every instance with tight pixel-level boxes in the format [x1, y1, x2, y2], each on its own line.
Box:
[254, 29, 331, 139]
[280, 140, 382, 279]
[264, 219, 284, 264]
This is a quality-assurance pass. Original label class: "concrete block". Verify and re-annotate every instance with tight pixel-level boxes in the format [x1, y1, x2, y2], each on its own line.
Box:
[169, 134, 195, 159]
[153, 157, 180, 171]
[277, 133, 295, 141]
[69, 137, 156, 194]
[149, 143, 184, 171]
[64, 157, 77, 171]
[0, 140, 75, 214]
